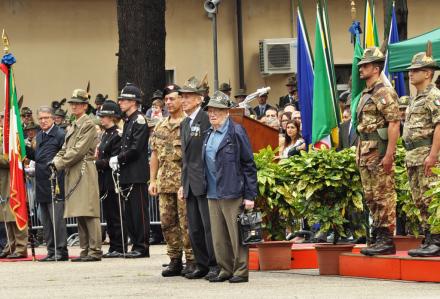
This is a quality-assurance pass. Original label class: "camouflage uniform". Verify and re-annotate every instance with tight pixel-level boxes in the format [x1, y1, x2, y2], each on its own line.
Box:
[357, 78, 400, 233]
[150, 116, 193, 262]
[403, 84, 440, 230]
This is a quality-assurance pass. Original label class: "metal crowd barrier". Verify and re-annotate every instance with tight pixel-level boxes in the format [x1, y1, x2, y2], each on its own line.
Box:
[30, 194, 161, 230]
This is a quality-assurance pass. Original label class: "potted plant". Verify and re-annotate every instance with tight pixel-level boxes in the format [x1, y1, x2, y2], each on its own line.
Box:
[253, 146, 300, 270]
[281, 148, 366, 275]
[394, 142, 424, 250]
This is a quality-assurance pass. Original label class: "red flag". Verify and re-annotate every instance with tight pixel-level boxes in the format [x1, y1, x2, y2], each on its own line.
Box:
[1, 61, 28, 230]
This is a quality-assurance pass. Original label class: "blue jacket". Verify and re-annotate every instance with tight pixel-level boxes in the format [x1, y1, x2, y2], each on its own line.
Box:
[202, 118, 257, 200]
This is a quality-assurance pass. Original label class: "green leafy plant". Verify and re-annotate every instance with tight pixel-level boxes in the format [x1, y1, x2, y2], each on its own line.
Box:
[279, 148, 365, 244]
[395, 141, 422, 236]
[254, 146, 302, 241]
[425, 167, 440, 233]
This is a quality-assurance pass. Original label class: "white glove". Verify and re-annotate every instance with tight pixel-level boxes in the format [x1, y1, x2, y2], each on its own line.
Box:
[109, 156, 119, 171]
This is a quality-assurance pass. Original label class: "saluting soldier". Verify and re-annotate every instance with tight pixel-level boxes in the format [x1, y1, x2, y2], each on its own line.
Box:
[356, 47, 401, 256]
[110, 83, 150, 258]
[95, 100, 126, 258]
[52, 89, 102, 262]
[149, 84, 194, 276]
[0, 120, 28, 259]
[403, 43, 440, 257]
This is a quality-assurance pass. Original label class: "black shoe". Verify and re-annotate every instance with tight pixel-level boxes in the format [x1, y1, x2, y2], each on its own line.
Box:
[162, 258, 183, 277]
[0, 252, 9, 258]
[185, 268, 209, 279]
[229, 276, 248, 283]
[80, 256, 101, 262]
[103, 251, 121, 258]
[204, 266, 220, 280]
[71, 256, 86, 262]
[408, 233, 440, 257]
[6, 252, 27, 259]
[125, 250, 148, 258]
[209, 274, 231, 283]
[361, 228, 396, 256]
[181, 261, 196, 276]
[54, 255, 69, 261]
[38, 255, 55, 262]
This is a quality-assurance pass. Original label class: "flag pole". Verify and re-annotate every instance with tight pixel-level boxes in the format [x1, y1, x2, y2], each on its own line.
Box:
[2, 30, 36, 261]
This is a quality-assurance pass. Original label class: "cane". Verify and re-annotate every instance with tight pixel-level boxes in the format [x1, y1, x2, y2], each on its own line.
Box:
[112, 169, 126, 258]
[49, 166, 59, 262]
[0, 196, 12, 256]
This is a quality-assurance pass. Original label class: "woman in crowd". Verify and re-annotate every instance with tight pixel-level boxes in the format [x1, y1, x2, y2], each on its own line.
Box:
[280, 120, 305, 158]
[202, 91, 257, 283]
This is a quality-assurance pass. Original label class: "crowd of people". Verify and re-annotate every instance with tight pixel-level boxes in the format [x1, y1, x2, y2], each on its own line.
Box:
[0, 77, 258, 284]
[0, 42, 440, 283]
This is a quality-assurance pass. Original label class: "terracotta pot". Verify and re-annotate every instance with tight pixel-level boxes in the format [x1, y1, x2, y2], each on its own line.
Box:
[315, 243, 355, 275]
[257, 241, 293, 271]
[393, 235, 424, 251]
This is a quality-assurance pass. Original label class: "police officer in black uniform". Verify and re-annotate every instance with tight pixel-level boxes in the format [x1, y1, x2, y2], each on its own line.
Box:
[96, 100, 126, 258]
[110, 83, 150, 258]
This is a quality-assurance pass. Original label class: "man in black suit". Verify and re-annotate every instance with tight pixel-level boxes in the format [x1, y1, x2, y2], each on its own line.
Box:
[178, 77, 218, 280]
[338, 103, 358, 150]
[27, 106, 68, 261]
[278, 75, 299, 110]
[253, 92, 273, 120]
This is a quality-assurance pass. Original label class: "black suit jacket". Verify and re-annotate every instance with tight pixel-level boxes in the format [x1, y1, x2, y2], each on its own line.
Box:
[338, 121, 358, 150]
[96, 126, 121, 192]
[180, 108, 211, 198]
[253, 104, 274, 120]
[278, 94, 300, 110]
[27, 125, 66, 203]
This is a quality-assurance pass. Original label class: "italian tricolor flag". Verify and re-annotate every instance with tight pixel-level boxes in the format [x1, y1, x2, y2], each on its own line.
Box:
[1, 56, 28, 231]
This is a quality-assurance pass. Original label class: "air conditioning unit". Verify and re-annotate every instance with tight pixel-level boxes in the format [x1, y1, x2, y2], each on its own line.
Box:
[259, 38, 297, 75]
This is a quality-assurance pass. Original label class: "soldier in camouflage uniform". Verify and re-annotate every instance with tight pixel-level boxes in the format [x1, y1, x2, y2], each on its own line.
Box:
[403, 43, 440, 257]
[356, 47, 401, 256]
[149, 84, 194, 276]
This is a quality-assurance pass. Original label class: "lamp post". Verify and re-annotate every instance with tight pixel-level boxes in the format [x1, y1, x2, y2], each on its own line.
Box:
[204, 0, 221, 92]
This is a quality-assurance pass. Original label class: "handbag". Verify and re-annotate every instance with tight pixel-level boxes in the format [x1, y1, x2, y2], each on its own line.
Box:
[237, 209, 263, 245]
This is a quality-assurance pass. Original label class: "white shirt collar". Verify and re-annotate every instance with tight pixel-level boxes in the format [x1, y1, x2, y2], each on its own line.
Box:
[44, 124, 55, 134]
[187, 106, 201, 121]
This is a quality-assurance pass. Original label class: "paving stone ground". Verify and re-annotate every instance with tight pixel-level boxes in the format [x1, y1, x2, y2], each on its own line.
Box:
[0, 244, 439, 298]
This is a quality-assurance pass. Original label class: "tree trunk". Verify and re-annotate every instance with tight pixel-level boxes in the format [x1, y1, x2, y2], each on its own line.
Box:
[383, 0, 408, 41]
[116, 0, 166, 109]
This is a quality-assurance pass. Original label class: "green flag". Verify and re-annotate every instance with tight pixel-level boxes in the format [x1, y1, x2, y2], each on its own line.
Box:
[311, 3, 338, 144]
[350, 39, 366, 130]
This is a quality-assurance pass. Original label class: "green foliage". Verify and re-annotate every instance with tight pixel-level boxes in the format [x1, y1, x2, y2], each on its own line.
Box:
[395, 141, 422, 236]
[425, 167, 440, 233]
[279, 148, 365, 244]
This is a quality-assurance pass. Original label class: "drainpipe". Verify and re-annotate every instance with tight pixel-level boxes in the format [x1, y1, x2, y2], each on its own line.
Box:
[236, 0, 245, 89]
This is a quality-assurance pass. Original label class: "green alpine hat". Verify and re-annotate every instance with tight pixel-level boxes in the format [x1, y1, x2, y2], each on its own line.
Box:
[68, 89, 89, 104]
[21, 107, 32, 116]
[407, 41, 438, 70]
[24, 121, 39, 131]
[398, 96, 411, 108]
[219, 82, 231, 92]
[234, 88, 247, 98]
[204, 91, 232, 110]
[286, 75, 297, 90]
[178, 76, 205, 95]
[358, 47, 385, 66]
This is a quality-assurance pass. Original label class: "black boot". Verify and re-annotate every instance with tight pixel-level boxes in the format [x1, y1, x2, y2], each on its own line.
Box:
[181, 260, 196, 276]
[408, 232, 440, 257]
[361, 228, 396, 256]
[162, 258, 183, 277]
[360, 227, 378, 255]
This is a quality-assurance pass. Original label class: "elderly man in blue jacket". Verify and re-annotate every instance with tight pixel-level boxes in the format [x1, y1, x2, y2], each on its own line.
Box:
[203, 91, 257, 283]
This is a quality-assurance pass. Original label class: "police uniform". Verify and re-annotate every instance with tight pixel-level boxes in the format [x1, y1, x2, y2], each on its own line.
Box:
[403, 47, 440, 257]
[356, 47, 400, 256]
[0, 128, 28, 259]
[95, 100, 126, 257]
[150, 109, 194, 276]
[114, 83, 150, 258]
[53, 89, 102, 262]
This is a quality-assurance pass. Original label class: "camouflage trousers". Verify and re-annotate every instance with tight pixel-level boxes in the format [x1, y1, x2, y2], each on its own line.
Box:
[359, 164, 396, 232]
[407, 165, 439, 231]
[159, 193, 193, 261]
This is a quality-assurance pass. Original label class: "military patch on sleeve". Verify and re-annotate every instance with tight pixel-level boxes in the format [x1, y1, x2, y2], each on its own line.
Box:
[434, 99, 440, 106]
[136, 114, 146, 125]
